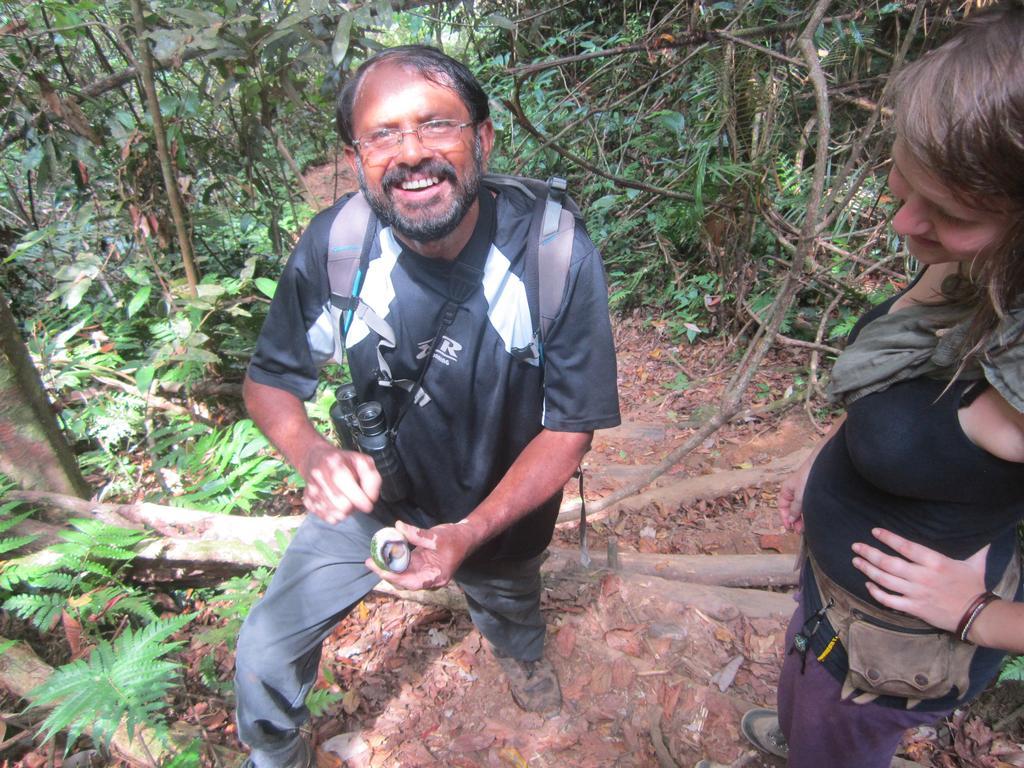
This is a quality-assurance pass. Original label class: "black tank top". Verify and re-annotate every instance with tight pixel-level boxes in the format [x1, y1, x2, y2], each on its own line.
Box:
[803, 294, 1024, 604]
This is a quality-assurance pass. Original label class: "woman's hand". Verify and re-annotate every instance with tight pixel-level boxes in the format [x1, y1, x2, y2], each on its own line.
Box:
[850, 528, 988, 633]
[779, 462, 812, 533]
[779, 414, 846, 533]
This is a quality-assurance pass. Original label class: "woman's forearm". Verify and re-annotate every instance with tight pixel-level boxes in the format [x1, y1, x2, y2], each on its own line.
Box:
[967, 598, 1024, 653]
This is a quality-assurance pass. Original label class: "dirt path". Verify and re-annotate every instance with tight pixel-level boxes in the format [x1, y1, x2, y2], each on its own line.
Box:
[285, 319, 811, 767]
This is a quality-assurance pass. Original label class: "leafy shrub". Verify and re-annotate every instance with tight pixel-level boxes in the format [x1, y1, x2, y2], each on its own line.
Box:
[29, 614, 194, 751]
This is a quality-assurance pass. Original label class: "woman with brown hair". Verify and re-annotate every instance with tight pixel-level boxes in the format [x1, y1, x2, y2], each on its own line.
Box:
[742, 6, 1024, 767]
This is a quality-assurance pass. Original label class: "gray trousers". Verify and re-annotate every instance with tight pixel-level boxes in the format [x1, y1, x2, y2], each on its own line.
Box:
[234, 509, 547, 768]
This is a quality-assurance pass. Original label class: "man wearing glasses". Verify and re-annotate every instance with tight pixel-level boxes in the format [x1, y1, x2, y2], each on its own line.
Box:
[235, 45, 619, 768]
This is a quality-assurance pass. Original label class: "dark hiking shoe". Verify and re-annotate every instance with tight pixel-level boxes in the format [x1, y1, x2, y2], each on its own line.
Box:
[241, 735, 315, 768]
[741, 708, 788, 759]
[494, 654, 563, 714]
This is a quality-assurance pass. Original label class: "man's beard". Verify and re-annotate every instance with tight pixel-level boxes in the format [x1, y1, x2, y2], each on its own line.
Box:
[356, 136, 484, 243]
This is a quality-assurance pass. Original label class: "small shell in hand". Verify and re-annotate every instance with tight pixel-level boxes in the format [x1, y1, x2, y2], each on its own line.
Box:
[370, 527, 411, 573]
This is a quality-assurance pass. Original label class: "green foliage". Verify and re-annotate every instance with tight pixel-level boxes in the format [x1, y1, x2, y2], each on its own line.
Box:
[29, 614, 194, 751]
[999, 655, 1024, 684]
[193, 564, 277, 651]
[0, 488, 38, 556]
[163, 740, 204, 768]
[1, 518, 155, 635]
[306, 667, 344, 717]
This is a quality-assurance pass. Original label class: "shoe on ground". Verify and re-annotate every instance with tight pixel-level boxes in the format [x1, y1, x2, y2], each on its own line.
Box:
[493, 653, 562, 714]
[241, 734, 314, 768]
[741, 707, 788, 759]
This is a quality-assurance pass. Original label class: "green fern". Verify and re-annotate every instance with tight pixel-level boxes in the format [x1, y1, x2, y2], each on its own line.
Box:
[3, 517, 155, 637]
[29, 614, 193, 751]
[4, 592, 66, 630]
[0, 495, 38, 556]
[194, 565, 275, 649]
[1000, 654, 1024, 683]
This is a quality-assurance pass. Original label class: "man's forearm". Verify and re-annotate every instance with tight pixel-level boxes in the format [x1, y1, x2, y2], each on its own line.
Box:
[243, 374, 329, 476]
[458, 428, 593, 551]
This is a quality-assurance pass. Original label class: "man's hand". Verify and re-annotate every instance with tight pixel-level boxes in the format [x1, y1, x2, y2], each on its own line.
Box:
[300, 442, 381, 524]
[365, 520, 477, 590]
[243, 375, 382, 523]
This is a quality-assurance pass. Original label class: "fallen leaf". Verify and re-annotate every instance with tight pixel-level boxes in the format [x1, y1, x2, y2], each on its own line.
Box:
[605, 628, 644, 657]
[321, 732, 370, 762]
[710, 654, 744, 692]
[590, 662, 613, 695]
[449, 732, 495, 753]
[554, 624, 576, 657]
[499, 746, 528, 767]
[342, 689, 361, 715]
[61, 610, 83, 657]
[611, 659, 637, 689]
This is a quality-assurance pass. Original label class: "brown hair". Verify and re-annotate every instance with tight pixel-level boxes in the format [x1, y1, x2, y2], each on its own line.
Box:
[891, 4, 1024, 360]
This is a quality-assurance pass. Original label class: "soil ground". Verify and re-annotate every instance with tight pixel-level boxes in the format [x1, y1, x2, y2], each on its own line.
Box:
[273, 315, 1021, 768]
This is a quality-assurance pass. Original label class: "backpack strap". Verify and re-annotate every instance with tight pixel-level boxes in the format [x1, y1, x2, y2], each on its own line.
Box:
[537, 176, 575, 342]
[483, 174, 577, 361]
[326, 193, 403, 384]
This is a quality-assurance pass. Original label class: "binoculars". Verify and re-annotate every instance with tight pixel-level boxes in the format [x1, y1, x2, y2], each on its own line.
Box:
[329, 384, 409, 504]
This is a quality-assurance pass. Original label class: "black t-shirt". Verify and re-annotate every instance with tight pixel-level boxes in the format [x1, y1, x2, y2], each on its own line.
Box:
[249, 184, 620, 561]
[801, 284, 1024, 709]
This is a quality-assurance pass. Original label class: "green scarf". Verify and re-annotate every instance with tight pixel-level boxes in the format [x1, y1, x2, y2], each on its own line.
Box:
[827, 300, 1024, 413]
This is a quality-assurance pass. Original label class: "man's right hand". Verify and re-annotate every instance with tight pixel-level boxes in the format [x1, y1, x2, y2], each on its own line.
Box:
[299, 442, 382, 523]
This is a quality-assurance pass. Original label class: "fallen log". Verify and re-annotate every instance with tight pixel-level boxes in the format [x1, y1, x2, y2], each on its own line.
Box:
[546, 547, 799, 588]
[4, 490, 302, 542]
[9, 521, 795, 620]
[609, 572, 796, 621]
[10, 515, 799, 590]
[557, 448, 810, 524]
[9, 447, 804, 545]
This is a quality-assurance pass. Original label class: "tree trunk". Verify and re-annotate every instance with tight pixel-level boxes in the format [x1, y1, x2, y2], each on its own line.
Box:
[0, 293, 89, 497]
[129, 0, 200, 296]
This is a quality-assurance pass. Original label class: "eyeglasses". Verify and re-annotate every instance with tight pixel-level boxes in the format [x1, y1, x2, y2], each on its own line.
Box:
[353, 119, 475, 158]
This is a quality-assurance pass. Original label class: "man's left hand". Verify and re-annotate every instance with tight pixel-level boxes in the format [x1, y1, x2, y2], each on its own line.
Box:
[365, 520, 477, 590]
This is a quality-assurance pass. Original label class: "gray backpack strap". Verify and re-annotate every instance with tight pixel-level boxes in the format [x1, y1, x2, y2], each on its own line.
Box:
[537, 177, 574, 340]
[326, 193, 401, 384]
[484, 174, 577, 359]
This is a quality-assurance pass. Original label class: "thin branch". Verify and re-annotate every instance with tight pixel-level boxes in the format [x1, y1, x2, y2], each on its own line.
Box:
[129, 0, 199, 295]
[509, 12, 864, 76]
[510, 32, 707, 76]
[502, 88, 703, 204]
[716, 29, 802, 67]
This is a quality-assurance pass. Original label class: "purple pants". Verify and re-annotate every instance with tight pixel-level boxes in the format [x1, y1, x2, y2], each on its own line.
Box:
[777, 597, 952, 768]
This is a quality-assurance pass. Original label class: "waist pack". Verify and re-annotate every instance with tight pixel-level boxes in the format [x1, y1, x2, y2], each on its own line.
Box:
[809, 549, 1020, 706]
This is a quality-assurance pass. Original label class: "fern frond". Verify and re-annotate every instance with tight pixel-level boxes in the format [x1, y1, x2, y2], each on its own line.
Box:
[29, 614, 194, 750]
[4, 593, 64, 630]
[0, 534, 38, 555]
[27, 571, 77, 591]
[999, 654, 1024, 683]
[0, 508, 32, 532]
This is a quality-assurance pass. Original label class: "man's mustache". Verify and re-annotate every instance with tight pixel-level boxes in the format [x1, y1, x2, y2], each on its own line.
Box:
[381, 160, 457, 192]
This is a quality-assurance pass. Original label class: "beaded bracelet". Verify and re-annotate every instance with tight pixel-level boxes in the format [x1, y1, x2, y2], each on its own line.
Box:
[956, 591, 999, 644]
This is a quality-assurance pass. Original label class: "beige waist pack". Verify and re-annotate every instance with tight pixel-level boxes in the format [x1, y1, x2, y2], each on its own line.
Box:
[809, 549, 1020, 706]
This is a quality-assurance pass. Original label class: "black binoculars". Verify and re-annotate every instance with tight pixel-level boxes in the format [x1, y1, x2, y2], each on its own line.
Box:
[329, 384, 409, 503]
